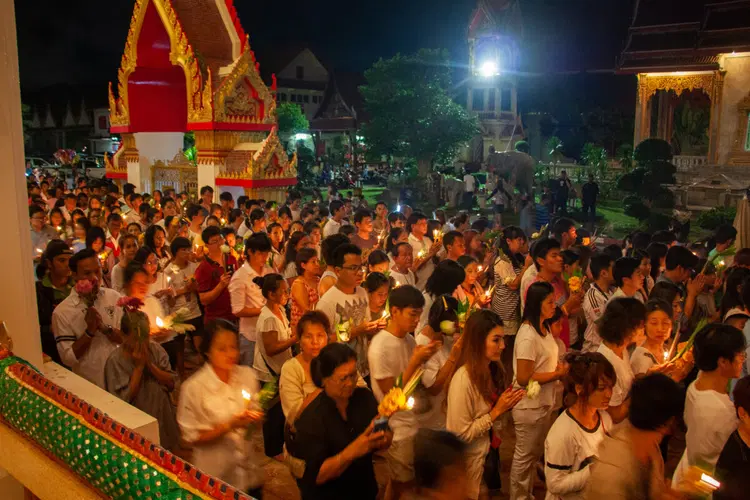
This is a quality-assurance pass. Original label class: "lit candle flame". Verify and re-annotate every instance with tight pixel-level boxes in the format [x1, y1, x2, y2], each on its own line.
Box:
[663, 350, 669, 361]
[406, 396, 415, 410]
[221, 218, 226, 225]
[700, 473, 720, 490]
[242, 389, 252, 409]
[167, 276, 171, 284]
[155, 317, 164, 328]
[719, 260, 725, 267]
[56, 226, 62, 231]
[394, 280, 401, 287]
[477, 265, 484, 273]
[36, 247, 43, 254]
[418, 249, 426, 259]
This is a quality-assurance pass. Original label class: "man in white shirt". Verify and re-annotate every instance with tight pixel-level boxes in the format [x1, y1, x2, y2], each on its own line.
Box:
[582, 254, 614, 352]
[60, 193, 78, 222]
[229, 233, 272, 368]
[408, 212, 440, 291]
[323, 199, 346, 238]
[390, 242, 417, 287]
[52, 249, 124, 388]
[124, 193, 143, 226]
[608, 257, 644, 303]
[462, 169, 476, 210]
[317, 243, 381, 380]
[368, 285, 440, 497]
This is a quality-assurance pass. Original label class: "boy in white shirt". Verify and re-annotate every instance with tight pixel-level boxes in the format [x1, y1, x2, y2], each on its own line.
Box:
[672, 323, 746, 489]
[369, 285, 440, 499]
[582, 254, 614, 352]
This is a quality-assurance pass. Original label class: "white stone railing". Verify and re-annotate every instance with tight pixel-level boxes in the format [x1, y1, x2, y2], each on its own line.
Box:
[673, 155, 709, 172]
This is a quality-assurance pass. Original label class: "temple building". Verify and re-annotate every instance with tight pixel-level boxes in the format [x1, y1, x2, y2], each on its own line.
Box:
[463, 0, 524, 162]
[618, 0, 750, 178]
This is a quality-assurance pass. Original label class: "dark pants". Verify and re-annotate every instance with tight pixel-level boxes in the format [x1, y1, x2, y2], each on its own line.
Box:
[462, 191, 474, 210]
[262, 400, 286, 457]
[582, 202, 596, 222]
[555, 197, 568, 214]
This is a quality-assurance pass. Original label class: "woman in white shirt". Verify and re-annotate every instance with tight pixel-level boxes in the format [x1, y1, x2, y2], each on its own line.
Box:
[672, 323, 746, 489]
[253, 273, 296, 460]
[631, 299, 673, 376]
[596, 297, 646, 426]
[544, 352, 615, 500]
[177, 319, 265, 496]
[511, 282, 568, 500]
[446, 310, 525, 500]
[111, 234, 139, 293]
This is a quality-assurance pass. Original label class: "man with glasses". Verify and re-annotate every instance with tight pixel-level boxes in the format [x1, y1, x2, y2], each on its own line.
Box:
[195, 226, 237, 325]
[317, 243, 382, 383]
[29, 205, 59, 261]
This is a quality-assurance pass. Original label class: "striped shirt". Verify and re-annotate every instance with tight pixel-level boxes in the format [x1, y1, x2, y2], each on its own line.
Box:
[582, 284, 611, 352]
[491, 256, 522, 333]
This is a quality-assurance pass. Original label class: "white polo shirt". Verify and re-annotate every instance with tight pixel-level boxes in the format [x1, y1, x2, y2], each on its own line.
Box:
[228, 262, 271, 342]
[52, 287, 124, 388]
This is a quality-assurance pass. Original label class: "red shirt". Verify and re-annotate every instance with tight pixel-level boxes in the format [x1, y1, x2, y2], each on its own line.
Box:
[195, 254, 238, 324]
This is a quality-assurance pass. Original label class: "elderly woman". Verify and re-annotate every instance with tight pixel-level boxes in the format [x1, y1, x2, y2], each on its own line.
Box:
[177, 320, 265, 496]
[292, 343, 392, 500]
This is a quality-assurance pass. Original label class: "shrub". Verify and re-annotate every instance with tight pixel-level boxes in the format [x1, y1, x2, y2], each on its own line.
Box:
[514, 140, 530, 154]
[634, 138, 673, 164]
[697, 206, 737, 230]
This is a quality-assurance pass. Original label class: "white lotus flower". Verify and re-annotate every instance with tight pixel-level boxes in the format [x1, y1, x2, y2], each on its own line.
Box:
[526, 380, 541, 399]
[439, 320, 456, 336]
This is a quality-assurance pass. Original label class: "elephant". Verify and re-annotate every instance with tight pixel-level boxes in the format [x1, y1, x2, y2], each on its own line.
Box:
[487, 149, 535, 196]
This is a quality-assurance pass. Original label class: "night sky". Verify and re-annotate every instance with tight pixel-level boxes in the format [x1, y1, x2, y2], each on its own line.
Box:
[14, 0, 635, 90]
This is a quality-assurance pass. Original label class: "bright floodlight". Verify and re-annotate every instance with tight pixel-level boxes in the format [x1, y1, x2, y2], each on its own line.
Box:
[479, 61, 499, 77]
[294, 133, 311, 141]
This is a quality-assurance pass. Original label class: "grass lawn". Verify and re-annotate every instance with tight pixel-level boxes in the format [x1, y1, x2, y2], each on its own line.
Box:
[339, 187, 387, 207]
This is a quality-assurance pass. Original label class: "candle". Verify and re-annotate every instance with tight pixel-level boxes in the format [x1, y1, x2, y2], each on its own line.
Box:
[221, 218, 227, 225]
[155, 317, 165, 329]
[433, 229, 439, 240]
[56, 226, 62, 232]
[394, 280, 401, 287]
[663, 350, 669, 361]
[167, 276, 171, 284]
[242, 389, 252, 409]
[36, 247, 43, 254]
[406, 396, 415, 410]
[700, 473, 720, 490]
[719, 259, 725, 267]
[417, 249, 426, 259]
[477, 265, 484, 273]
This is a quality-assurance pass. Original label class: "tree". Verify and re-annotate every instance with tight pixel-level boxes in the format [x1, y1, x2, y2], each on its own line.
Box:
[616, 144, 634, 172]
[617, 138, 676, 229]
[360, 49, 478, 176]
[547, 136, 564, 164]
[277, 103, 309, 149]
[581, 143, 609, 180]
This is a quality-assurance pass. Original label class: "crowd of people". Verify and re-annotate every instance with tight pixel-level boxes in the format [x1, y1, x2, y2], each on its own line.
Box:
[28, 172, 750, 499]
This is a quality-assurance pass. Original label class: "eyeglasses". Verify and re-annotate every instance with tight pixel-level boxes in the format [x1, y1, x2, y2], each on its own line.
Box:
[332, 372, 358, 385]
[339, 265, 363, 273]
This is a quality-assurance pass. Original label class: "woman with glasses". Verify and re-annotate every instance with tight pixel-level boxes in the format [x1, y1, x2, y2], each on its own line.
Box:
[29, 205, 59, 261]
[292, 343, 391, 500]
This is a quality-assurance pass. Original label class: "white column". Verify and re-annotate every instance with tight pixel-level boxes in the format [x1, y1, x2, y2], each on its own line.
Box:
[0, 0, 43, 368]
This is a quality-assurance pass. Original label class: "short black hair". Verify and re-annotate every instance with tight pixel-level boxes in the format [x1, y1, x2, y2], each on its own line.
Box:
[339, 225, 356, 237]
[427, 295, 458, 333]
[278, 205, 292, 219]
[107, 213, 122, 224]
[561, 249, 580, 267]
[602, 244, 623, 261]
[589, 253, 614, 279]
[629, 373, 684, 431]
[368, 249, 389, 267]
[245, 232, 272, 254]
[414, 429, 467, 491]
[201, 319, 239, 359]
[443, 230, 463, 248]
[332, 243, 361, 268]
[664, 245, 698, 272]
[388, 212, 406, 224]
[552, 218, 575, 240]
[631, 231, 652, 252]
[389, 284, 426, 310]
[253, 273, 286, 299]
[693, 323, 746, 371]
[186, 204, 205, 220]
[170, 236, 192, 255]
[353, 209, 373, 225]
[613, 257, 640, 287]
[364, 271, 391, 293]
[651, 230, 676, 246]
[523, 281, 555, 335]
[329, 200, 344, 215]
[532, 238, 561, 271]
[470, 218, 490, 233]
[321, 234, 350, 265]
[250, 208, 266, 223]
[392, 241, 411, 258]
[219, 192, 233, 202]
[733, 375, 750, 416]
[425, 260, 466, 297]
[69, 248, 97, 273]
[85, 226, 106, 249]
[201, 225, 222, 244]
[311, 343, 356, 388]
[295, 247, 318, 275]
[649, 281, 683, 303]
[598, 297, 646, 346]
[714, 224, 737, 245]
[303, 221, 320, 235]
[407, 211, 428, 231]
[200, 185, 214, 195]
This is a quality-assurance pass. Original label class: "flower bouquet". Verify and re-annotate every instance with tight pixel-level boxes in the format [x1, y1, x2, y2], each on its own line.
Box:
[563, 269, 584, 294]
[456, 298, 471, 328]
[336, 318, 353, 342]
[75, 279, 99, 307]
[530, 223, 549, 241]
[440, 320, 457, 336]
[220, 244, 231, 254]
[378, 369, 423, 417]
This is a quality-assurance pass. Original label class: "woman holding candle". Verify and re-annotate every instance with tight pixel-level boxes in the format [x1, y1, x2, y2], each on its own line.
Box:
[631, 299, 692, 382]
[291, 247, 321, 334]
[364, 272, 391, 322]
[446, 310, 525, 500]
[543, 352, 615, 499]
[86, 226, 115, 288]
[177, 319, 265, 496]
[455, 255, 490, 309]
[510, 281, 569, 500]
[254, 273, 296, 459]
[111, 234, 139, 293]
[282, 231, 312, 284]
[144, 225, 171, 271]
[292, 343, 391, 500]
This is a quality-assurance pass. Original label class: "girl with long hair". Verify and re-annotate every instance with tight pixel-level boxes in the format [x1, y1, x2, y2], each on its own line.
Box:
[385, 227, 409, 256]
[363, 272, 391, 322]
[282, 231, 312, 283]
[291, 247, 321, 334]
[446, 310, 525, 500]
[543, 352, 616, 499]
[511, 281, 569, 500]
[145, 224, 171, 271]
[111, 234, 139, 293]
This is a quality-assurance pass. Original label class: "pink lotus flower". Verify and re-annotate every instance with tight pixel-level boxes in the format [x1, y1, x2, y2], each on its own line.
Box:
[116, 296, 144, 312]
[75, 279, 95, 296]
